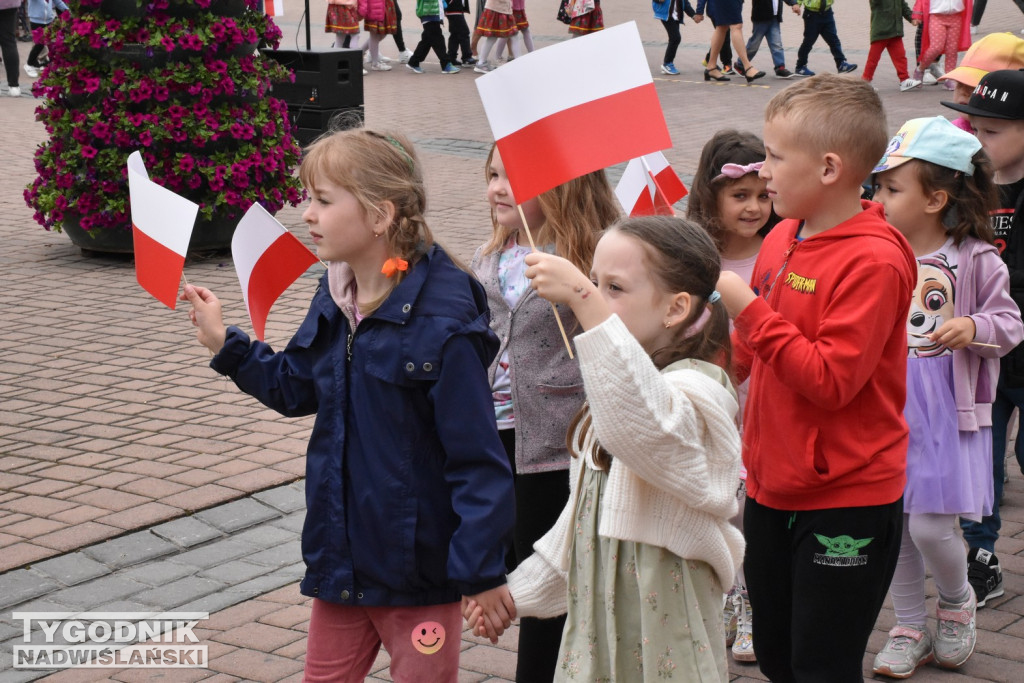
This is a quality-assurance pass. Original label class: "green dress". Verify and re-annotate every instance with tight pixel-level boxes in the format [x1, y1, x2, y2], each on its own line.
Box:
[556, 465, 728, 682]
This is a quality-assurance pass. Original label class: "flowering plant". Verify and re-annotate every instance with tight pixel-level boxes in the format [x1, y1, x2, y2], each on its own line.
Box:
[26, 0, 302, 243]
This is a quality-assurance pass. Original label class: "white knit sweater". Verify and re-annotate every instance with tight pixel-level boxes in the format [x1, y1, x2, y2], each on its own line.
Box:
[506, 315, 745, 619]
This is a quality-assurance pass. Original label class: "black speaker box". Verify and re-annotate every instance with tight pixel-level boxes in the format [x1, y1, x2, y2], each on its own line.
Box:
[287, 105, 365, 146]
[261, 48, 364, 109]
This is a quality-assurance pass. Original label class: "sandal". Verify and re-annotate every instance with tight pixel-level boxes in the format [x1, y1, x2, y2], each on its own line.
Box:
[744, 66, 766, 83]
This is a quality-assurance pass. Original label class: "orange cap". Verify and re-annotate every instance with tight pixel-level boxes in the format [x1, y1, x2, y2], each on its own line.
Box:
[940, 32, 1024, 87]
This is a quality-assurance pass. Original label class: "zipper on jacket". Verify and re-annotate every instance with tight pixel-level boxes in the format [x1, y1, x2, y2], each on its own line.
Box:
[346, 332, 353, 361]
[761, 239, 799, 303]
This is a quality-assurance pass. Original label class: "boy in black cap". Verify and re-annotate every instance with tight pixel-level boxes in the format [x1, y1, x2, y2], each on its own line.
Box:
[943, 68, 1024, 609]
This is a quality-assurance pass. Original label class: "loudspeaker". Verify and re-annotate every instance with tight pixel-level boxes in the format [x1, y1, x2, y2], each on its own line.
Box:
[261, 48, 364, 109]
[286, 104, 365, 146]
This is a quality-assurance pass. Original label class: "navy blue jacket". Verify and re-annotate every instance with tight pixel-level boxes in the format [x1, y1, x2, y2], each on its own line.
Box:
[211, 245, 515, 606]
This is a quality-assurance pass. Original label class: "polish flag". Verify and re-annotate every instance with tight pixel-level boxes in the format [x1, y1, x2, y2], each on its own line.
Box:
[128, 151, 198, 309]
[232, 203, 319, 341]
[264, 0, 282, 16]
[615, 152, 688, 217]
[476, 21, 671, 202]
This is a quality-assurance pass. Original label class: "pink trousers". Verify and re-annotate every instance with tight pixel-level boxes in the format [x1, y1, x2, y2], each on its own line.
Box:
[920, 12, 963, 73]
[303, 599, 462, 682]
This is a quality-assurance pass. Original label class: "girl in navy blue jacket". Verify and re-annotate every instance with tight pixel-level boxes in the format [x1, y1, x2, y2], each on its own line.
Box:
[183, 129, 515, 682]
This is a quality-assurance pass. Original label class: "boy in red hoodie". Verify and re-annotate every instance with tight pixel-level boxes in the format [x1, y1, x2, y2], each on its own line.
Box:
[717, 74, 917, 682]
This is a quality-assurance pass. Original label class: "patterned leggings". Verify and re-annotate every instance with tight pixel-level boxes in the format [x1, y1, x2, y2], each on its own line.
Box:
[920, 12, 963, 73]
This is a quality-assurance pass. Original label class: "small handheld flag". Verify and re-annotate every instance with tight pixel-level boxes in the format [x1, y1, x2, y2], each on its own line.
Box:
[231, 203, 319, 341]
[615, 152, 687, 217]
[128, 151, 198, 309]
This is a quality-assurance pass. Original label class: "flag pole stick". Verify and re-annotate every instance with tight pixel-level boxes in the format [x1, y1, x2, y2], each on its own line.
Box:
[517, 204, 574, 359]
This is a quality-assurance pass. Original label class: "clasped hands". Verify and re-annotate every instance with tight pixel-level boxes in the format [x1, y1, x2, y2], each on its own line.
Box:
[461, 584, 516, 644]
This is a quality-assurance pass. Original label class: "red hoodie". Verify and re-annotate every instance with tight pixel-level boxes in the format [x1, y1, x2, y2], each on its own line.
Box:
[733, 201, 917, 511]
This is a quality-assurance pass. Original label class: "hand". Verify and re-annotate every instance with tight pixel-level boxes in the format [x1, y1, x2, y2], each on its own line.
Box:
[464, 584, 516, 644]
[181, 284, 227, 354]
[693, 13, 704, 23]
[524, 252, 610, 330]
[792, 5, 801, 13]
[929, 316, 977, 351]
[716, 271, 757, 319]
[911, 18, 920, 25]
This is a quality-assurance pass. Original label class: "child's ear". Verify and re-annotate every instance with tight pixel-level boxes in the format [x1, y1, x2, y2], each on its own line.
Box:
[820, 152, 843, 186]
[374, 200, 397, 229]
[924, 189, 949, 215]
[665, 291, 693, 328]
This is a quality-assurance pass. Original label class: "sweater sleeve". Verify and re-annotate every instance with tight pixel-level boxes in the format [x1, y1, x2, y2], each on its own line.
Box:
[571, 315, 741, 518]
[968, 250, 1024, 358]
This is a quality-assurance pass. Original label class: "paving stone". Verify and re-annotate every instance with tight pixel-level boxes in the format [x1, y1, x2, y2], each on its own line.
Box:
[151, 516, 224, 548]
[131, 576, 227, 609]
[30, 552, 110, 587]
[212, 622, 304, 651]
[197, 559, 274, 585]
[252, 485, 306, 514]
[120, 560, 197, 587]
[244, 541, 301, 568]
[0, 570, 60, 611]
[44, 575, 149, 609]
[268, 513, 305, 534]
[229, 524, 297, 550]
[207, 647, 304, 682]
[223, 572, 303, 599]
[165, 539, 260, 570]
[81, 531, 179, 570]
[193, 498, 281, 534]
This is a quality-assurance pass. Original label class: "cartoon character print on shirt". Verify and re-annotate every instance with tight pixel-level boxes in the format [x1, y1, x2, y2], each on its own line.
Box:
[907, 252, 956, 358]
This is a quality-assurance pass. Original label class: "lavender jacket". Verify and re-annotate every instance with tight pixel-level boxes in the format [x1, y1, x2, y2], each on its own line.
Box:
[953, 236, 1024, 431]
[471, 245, 585, 474]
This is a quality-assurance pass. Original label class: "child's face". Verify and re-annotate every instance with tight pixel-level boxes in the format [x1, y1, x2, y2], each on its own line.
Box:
[872, 163, 934, 237]
[953, 81, 974, 106]
[487, 148, 545, 232]
[590, 230, 687, 355]
[969, 116, 1024, 182]
[761, 115, 823, 220]
[302, 176, 382, 263]
[715, 175, 771, 247]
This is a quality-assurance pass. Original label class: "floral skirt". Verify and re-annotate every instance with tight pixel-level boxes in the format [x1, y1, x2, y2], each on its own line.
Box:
[558, 466, 728, 682]
[512, 8, 528, 29]
[364, 0, 397, 35]
[569, 1, 603, 35]
[326, 5, 361, 34]
[478, 9, 519, 37]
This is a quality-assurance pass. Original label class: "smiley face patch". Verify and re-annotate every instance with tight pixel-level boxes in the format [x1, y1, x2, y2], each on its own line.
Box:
[411, 621, 446, 655]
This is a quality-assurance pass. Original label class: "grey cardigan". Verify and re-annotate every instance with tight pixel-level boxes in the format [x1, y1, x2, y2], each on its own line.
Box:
[472, 245, 585, 474]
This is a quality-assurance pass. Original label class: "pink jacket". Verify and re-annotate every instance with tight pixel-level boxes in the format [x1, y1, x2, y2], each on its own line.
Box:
[359, 0, 385, 22]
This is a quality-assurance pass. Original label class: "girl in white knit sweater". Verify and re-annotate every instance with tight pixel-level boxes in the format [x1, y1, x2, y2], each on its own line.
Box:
[464, 216, 744, 681]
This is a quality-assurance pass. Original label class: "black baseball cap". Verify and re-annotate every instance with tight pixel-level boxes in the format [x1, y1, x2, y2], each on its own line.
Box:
[942, 68, 1024, 120]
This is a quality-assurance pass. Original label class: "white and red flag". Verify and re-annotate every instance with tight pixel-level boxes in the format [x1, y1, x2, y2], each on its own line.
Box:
[615, 152, 688, 217]
[231, 202, 319, 341]
[475, 21, 671, 201]
[128, 151, 198, 309]
[264, 0, 282, 17]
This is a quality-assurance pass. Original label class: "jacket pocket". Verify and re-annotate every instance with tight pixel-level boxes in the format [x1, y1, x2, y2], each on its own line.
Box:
[760, 426, 828, 495]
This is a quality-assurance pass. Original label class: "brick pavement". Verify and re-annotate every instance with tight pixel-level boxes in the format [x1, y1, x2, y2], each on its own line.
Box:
[2, 0, 1024, 680]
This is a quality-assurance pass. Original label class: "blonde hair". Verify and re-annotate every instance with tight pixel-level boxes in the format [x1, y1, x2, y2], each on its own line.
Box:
[299, 129, 434, 312]
[482, 144, 621, 274]
[764, 74, 888, 182]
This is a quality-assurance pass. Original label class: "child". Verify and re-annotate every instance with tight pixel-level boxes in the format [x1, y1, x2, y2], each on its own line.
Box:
[23, 0, 67, 78]
[914, 0, 972, 90]
[869, 116, 1022, 678]
[445, 0, 477, 66]
[944, 68, 1024, 609]
[468, 215, 745, 681]
[938, 32, 1024, 132]
[182, 129, 516, 681]
[405, 0, 461, 73]
[688, 129, 777, 665]
[717, 74, 917, 681]
[864, 0, 923, 91]
[511, 0, 533, 53]
[740, 0, 801, 79]
[564, 0, 603, 37]
[652, 0, 696, 76]
[326, 0, 361, 47]
[359, 0, 399, 70]
[473, 0, 519, 73]
[471, 146, 620, 683]
[794, 0, 858, 76]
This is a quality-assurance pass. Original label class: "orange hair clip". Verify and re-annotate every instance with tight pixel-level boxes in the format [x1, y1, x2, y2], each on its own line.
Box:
[381, 257, 409, 278]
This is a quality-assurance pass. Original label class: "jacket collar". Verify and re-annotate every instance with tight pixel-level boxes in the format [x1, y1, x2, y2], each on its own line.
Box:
[324, 245, 438, 326]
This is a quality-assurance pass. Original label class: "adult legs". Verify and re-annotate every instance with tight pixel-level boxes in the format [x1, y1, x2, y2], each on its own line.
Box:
[729, 23, 756, 72]
[0, 8, 19, 87]
[662, 18, 681, 64]
[706, 25, 730, 75]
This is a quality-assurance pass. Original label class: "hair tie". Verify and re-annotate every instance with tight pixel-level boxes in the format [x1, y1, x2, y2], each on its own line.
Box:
[381, 257, 408, 277]
[708, 290, 721, 304]
[684, 307, 712, 338]
[714, 162, 763, 182]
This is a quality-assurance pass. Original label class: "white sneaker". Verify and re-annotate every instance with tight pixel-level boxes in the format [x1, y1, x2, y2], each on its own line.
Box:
[398, 49, 413, 64]
[362, 68, 368, 75]
[370, 61, 392, 71]
[923, 71, 938, 85]
[900, 78, 922, 91]
[934, 590, 977, 668]
[473, 62, 492, 74]
[873, 625, 934, 678]
[731, 589, 756, 662]
[23, 64, 39, 78]
[8, 85, 21, 97]
[970, 25, 978, 34]
[363, 51, 369, 64]
[722, 588, 738, 647]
